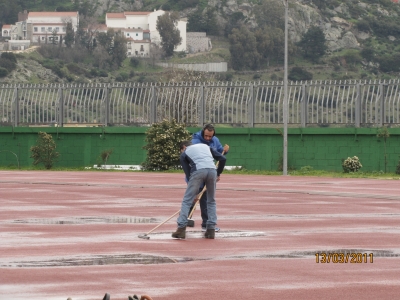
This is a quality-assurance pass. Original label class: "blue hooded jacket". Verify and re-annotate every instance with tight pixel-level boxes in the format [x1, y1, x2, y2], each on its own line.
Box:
[191, 130, 228, 155]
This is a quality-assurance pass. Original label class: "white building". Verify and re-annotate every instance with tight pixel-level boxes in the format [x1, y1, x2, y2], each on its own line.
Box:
[2, 10, 186, 56]
[105, 10, 187, 55]
[1, 24, 11, 37]
[28, 11, 79, 44]
[1, 11, 79, 45]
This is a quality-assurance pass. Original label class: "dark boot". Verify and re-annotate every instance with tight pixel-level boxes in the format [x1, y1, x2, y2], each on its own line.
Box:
[204, 228, 215, 239]
[172, 227, 186, 239]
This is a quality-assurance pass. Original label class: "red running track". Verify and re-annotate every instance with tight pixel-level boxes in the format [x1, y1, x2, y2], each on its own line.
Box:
[1, 171, 400, 300]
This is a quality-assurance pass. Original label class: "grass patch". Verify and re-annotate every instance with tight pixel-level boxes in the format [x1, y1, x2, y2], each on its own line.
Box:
[1, 165, 399, 180]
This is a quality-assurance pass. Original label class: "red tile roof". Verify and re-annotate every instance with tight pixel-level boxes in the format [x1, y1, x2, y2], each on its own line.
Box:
[124, 12, 151, 15]
[107, 13, 126, 19]
[28, 12, 78, 18]
[107, 11, 152, 19]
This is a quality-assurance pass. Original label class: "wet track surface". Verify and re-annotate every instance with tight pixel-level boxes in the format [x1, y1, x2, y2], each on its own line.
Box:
[1, 171, 400, 300]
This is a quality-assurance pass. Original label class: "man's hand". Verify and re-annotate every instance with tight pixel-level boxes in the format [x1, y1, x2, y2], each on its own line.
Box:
[216, 176, 220, 182]
[223, 144, 230, 153]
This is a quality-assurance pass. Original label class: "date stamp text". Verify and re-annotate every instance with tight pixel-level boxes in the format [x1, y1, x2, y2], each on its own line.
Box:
[315, 252, 373, 263]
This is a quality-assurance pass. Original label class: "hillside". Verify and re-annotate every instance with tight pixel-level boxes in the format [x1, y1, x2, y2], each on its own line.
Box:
[1, 0, 400, 84]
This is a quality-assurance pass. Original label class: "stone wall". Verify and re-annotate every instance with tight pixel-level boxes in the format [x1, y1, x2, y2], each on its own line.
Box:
[186, 32, 212, 53]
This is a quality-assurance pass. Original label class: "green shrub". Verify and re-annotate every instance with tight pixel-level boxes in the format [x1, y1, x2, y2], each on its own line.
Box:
[356, 19, 371, 32]
[396, 157, 400, 175]
[342, 50, 362, 65]
[288, 67, 313, 81]
[116, 72, 129, 82]
[0, 58, 16, 72]
[96, 149, 113, 167]
[1, 52, 17, 63]
[30, 131, 59, 169]
[90, 68, 98, 77]
[0, 67, 8, 77]
[67, 63, 87, 76]
[141, 119, 192, 171]
[377, 126, 390, 173]
[342, 156, 362, 173]
[99, 70, 108, 77]
[130, 57, 140, 68]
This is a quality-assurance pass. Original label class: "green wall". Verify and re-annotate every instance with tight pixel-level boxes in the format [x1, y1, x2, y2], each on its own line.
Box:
[1, 126, 399, 172]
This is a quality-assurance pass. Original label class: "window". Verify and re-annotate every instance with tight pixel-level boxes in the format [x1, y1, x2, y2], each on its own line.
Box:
[41, 37, 45, 40]
[127, 33, 130, 36]
[34, 27, 38, 32]
[62, 27, 66, 32]
[47, 27, 52, 32]
[136, 33, 138, 37]
[41, 27, 45, 32]
[55, 27, 59, 32]
[140, 45, 144, 51]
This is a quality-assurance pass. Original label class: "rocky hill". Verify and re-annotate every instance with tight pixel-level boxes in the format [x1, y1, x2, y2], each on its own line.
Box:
[2, 0, 400, 84]
[85, 0, 399, 53]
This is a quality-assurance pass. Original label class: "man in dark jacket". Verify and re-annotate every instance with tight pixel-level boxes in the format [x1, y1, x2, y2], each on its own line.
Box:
[172, 141, 226, 239]
[190, 124, 229, 232]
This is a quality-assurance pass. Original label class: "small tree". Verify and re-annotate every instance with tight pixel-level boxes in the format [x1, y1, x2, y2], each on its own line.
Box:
[141, 119, 191, 170]
[156, 12, 182, 57]
[298, 26, 327, 62]
[96, 149, 113, 167]
[30, 132, 59, 169]
[377, 126, 390, 173]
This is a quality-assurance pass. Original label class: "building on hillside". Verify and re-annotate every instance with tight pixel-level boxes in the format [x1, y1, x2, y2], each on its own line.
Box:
[1, 11, 79, 49]
[2, 9, 187, 56]
[1, 25, 11, 38]
[25, 11, 79, 44]
[105, 10, 187, 56]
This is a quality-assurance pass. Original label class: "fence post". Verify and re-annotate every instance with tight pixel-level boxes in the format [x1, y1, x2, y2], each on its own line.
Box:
[301, 83, 308, 128]
[58, 86, 64, 127]
[199, 85, 205, 127]
[150, 86, 156, 124]
[248, 84, 254, 127]
[355, 83, 361, 128]
[13, 86, 19, 127]
[379, 83, 385, 127]
[104, 85, 110, 126]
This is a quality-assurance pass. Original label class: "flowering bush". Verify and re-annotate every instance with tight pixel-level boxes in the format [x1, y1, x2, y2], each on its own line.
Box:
[141, 119, 191, 171]
[342, 156, 362, 173]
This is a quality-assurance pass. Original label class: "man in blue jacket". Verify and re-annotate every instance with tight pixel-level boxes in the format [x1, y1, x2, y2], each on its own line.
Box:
[172, 141, 226, 239]
[190, 124, 229, 232]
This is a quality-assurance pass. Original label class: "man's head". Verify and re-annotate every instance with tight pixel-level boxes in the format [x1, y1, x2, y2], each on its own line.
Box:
[202, 124, 215, 141]
[180, 140, 192, 152]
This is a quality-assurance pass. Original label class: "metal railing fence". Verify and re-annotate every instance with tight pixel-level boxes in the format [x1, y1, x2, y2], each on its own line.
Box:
[1, 80, 400, 127]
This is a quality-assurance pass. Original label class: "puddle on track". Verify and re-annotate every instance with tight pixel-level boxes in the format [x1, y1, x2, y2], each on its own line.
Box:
[1, 254, 192, 268]
[11, 216, 158, 224]
[2, 248, 398, 268]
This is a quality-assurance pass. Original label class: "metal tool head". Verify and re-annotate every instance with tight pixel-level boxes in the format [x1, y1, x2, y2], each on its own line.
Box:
[138, 234, 150, 240]
[187, 219, 195, 227]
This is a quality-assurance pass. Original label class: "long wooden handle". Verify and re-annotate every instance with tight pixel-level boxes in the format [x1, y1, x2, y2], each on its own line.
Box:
[145, 209, 180, 235]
